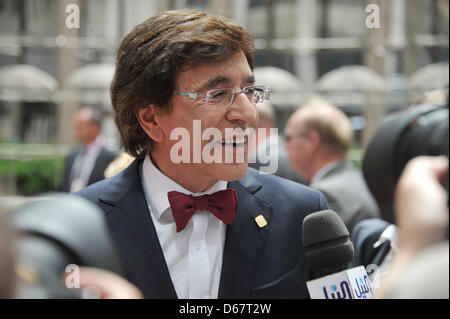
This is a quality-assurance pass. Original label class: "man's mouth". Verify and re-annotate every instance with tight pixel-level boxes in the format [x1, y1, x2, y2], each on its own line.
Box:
[221, 135, 248, 147]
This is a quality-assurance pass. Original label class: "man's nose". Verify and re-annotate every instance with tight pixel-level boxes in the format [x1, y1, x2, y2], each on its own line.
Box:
[226, 92, 257, 125]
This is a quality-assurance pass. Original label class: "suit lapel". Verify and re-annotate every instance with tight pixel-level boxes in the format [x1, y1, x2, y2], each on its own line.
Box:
[63, 149, 80, 191]
[98, 159, 177, 298]
[87, 147, 104, 185]
[218, 171, 273, 298]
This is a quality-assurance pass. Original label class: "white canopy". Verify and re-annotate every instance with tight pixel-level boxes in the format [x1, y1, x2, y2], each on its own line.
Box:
[317, 65, 386, 109]
[318, 65, 386, 93]
[253, 66, 303, 107]
[0, 64, 59, 102]
[63, 63, 115, 105]
[66, 63, 115, 89]
[408, 62, 449, 91]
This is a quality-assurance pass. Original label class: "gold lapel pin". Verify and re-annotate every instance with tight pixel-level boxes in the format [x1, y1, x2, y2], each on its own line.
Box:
[254, 214, 267, 228]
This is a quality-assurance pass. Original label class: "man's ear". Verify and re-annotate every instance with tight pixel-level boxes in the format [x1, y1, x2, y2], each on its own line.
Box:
[308, 130, 321, 153]
[136, 105, 164, 143]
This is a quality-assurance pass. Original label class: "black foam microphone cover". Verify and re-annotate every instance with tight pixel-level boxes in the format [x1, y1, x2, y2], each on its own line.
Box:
[302, 210, 354, 277]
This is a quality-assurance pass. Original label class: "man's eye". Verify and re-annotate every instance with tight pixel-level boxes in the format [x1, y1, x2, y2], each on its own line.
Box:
[244, 87, 255, 94]
[209, 90, 227, 99]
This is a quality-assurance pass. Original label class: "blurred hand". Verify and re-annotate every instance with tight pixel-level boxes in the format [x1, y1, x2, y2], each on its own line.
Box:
[394, 156, 448, 253]
[63, 267, 143, 299]
[376, 156, 448, 298]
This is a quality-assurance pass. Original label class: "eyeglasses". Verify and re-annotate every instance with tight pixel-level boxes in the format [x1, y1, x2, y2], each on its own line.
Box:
[173, 86, 272, 108]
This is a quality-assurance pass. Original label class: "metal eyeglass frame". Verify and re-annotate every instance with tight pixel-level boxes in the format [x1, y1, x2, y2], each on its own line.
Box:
[173, 86, 272, 108]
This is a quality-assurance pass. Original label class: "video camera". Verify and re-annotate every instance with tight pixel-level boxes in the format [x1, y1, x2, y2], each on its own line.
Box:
[362, 101, 449, 224]
[10, 194, 124, 298]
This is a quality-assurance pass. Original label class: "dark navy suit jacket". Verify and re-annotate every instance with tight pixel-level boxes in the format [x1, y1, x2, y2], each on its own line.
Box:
[351, 218, 392, 268]
[76, 159, 328, 299]
[61, 146, 118, 192]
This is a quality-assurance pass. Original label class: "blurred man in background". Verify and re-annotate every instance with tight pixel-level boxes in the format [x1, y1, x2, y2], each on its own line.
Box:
[285, 98, 380, 233]
[248, 101, 307, 184]
[60, 107, 117, 193]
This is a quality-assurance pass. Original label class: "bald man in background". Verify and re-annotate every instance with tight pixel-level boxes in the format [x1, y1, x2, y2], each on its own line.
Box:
[285, 98, 379, 233]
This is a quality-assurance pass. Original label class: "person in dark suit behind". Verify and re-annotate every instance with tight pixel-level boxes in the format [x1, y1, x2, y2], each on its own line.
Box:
[248, 101, 307, 184]
[60, 107, 118, 193]
[76, 9, 328, 299]
[285, 97, 380, 234]
[351, 218, 393, 269]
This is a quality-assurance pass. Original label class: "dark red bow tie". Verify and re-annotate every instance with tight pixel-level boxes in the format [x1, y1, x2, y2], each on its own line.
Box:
[167, 189, 238, 232]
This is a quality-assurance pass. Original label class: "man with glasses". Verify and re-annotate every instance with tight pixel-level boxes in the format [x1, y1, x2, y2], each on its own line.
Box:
[285, 98, 379, 234]
[77, 9, 327, 299]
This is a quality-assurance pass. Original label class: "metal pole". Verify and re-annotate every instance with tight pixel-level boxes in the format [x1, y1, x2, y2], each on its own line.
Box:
[295, 0, 318, 98]
[57, 0, 80, 145]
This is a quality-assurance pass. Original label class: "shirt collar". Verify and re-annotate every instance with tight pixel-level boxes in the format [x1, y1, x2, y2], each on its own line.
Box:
[373, 224, 398, 251]
[141, 154, 228, 220]
[84, 136, 103, 153]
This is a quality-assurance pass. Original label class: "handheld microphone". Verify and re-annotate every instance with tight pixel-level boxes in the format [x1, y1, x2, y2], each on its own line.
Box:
[303, 210, 373, 299]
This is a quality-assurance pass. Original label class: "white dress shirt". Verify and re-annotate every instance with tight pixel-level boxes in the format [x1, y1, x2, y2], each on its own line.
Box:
[69, 136, 104, 193]
[373, 224, 398, 280]
[140, 155, 227, 299]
